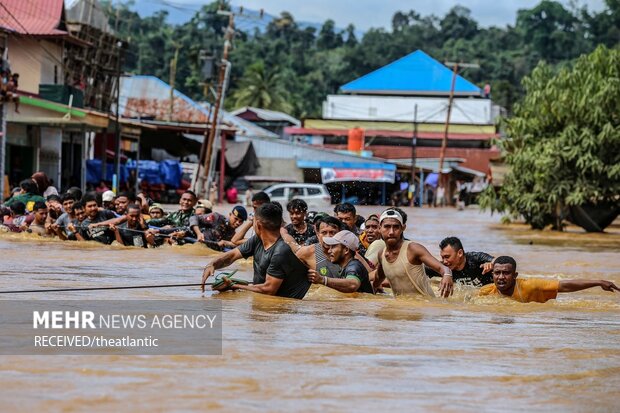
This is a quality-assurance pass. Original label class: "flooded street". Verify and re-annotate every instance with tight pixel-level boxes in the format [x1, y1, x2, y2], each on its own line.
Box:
[0, 207, 619, 412]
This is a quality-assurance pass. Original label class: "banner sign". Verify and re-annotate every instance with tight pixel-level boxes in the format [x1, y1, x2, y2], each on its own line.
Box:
[321, 168, 395, 184]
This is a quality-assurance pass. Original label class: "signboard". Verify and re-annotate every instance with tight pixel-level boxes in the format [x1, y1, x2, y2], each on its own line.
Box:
[321, 168, 395, 184]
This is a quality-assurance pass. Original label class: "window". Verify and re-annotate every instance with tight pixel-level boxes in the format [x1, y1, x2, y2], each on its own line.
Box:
[306, 187, 321, 196]
[269, 187, 285, 197]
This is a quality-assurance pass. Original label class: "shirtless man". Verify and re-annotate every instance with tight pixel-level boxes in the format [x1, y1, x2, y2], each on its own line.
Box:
[372, 209, 454, 298]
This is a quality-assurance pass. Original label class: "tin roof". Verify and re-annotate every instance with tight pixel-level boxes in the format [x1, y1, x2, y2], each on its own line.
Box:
[0, 0, 67, 36]
[230, 106, 301, 126]
[119, 76, 278, 139]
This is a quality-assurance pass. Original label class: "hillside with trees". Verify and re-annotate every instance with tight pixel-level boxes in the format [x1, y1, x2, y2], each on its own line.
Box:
[103, 0, 619, 117]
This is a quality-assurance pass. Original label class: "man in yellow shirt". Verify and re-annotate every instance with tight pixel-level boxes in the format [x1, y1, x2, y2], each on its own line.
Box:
[480, 256, 619, 303]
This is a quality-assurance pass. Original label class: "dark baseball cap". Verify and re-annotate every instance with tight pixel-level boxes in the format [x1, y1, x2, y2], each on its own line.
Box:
[232, 205, 248, 221]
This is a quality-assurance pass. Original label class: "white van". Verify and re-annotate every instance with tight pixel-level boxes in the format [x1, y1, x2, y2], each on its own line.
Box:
[263, 183, 332, 211]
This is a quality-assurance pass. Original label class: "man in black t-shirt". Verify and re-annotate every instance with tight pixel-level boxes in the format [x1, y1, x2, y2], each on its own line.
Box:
[426, 236, 494, 286]
[109, 204, 155, 248]
[81, 194, 117, 244]
[201, 203, 310, 299]
[308, 230, 374, 294]
[284, 199, 315, 245]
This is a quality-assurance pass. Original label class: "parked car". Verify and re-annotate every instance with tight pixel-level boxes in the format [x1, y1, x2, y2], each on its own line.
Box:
[263, 183, 332, 211]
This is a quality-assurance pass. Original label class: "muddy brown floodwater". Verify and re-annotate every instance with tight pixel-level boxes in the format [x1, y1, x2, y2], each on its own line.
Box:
[0, 207, 618, 412]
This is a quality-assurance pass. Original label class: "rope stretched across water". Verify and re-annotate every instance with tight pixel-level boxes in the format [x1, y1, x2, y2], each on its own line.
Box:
[0, 271, 240, 294]
[57, 224, 225, 248]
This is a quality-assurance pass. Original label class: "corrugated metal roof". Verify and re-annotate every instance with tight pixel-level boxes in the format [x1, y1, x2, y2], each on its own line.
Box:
[230, 106, 301, 126]
[119, 76, 278, 139]
[341, 50, 481, 96]
[236, 135, 389, 165]
[0, 0, 67, 35]
[198, 103, 279, 140]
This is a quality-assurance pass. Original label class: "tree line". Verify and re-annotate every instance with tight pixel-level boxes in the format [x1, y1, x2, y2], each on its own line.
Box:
[103, 0, 619, 118]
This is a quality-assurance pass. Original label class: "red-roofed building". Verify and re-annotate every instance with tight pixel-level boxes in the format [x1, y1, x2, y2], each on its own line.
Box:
[0, 0, 122, 196]
[0, 0, 68, 36]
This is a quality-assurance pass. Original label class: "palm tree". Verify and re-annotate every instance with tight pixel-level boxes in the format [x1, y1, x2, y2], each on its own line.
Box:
[231, 61, 293, 113]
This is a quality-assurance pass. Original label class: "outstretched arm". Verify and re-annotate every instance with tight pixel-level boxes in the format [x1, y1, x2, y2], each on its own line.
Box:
[409, 242, 453, 297]
[232, 274, 283, 295]
[558, 279, 619, 293]
[231, 219, 254, 245]
[90, 215, 127, 227]
[280, 227, 301, 252]
[309, 269, 361, 293]
[201, 248, 243, 291]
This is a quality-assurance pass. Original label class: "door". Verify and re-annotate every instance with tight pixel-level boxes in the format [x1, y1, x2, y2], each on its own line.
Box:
[7, 144, 35, 189]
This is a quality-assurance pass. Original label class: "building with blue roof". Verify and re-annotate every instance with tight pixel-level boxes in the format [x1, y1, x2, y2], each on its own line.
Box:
[285, 49, 502, 205]
[340, 50, 481, 96]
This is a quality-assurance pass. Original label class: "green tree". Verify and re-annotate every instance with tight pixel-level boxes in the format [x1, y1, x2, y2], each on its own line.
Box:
[516, 0, 590, 61]
[317, 19, 343, 50]
[440, 6, 479, 41]
[480, 46, 620, 231]
[230, 61, 292, 112]
[105, 0, 619, 118]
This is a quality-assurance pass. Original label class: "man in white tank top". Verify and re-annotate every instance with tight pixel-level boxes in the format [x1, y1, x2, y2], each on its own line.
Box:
[373, 209, 454, 298]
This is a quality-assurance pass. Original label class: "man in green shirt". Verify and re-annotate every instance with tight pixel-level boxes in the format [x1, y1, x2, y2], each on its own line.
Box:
[4, 180, 45, 212]
[147, 190, 197, 232]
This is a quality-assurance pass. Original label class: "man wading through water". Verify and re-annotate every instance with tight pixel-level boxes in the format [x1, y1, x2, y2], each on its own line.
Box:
[201, 203, 310, 299]
[280, 215, 344, 279]
[308, 230, 374, 294]
[373, 209, 454, 297]
[426, 236, 495, 287]
[284, 199, 315, 245]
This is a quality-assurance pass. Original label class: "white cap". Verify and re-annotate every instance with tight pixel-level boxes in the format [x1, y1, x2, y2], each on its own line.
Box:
[379, 209, 404, 225]
[323, 230, 360, 251]
[102, 190, 115, 202]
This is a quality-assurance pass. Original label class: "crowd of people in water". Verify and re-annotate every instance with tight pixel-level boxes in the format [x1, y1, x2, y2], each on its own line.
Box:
[1, 172, 618, 303]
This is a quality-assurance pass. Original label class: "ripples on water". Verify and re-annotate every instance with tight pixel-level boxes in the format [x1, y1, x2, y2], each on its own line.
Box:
[0, 207, 618, 412]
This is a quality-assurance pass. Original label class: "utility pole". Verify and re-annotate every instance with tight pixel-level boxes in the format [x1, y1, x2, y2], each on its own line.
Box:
[168, 45, 180, 121]
[199, 10, 234, 200]
[0, 33, 5, 200]
[438, 61, 479, 176]
[409, 104, 418, 207]
[0, 102, 5, 201]
[113, 40, 123, 194]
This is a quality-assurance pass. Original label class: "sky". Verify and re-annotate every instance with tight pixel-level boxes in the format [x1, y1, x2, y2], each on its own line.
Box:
[166, 0, 607, 31]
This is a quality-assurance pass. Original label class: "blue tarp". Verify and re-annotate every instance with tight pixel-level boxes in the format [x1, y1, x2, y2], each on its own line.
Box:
[340, 50, 481, 95]
[127, 160, 162, 185]
[158, 160, 183, 187]
[86, 159, 183, 188]
[424, 172, 439, 188]
[86, 159, 129, 185]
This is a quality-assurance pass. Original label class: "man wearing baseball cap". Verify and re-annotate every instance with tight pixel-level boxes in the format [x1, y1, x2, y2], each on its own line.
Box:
[101, 190, 116, 211]
[372, 208, 454, 298]
[189, 205, 247, 251]
[308, 230, 374, 294]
